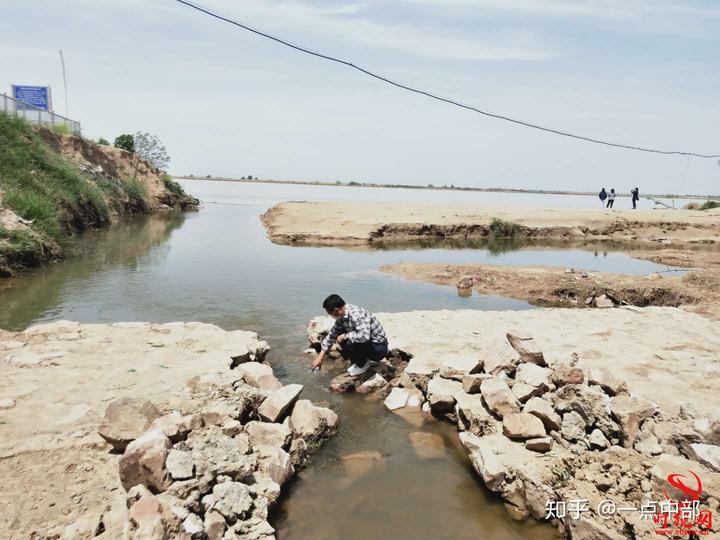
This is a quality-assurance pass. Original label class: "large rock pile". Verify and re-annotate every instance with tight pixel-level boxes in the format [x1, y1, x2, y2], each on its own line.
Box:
[66, 360, 338, 540]
[307, 313, 720, 539]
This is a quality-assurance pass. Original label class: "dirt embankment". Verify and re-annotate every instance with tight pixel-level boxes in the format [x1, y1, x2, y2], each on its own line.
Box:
[381, 262, 720, 319]
[261, 201, 720, 247]
[0, 117, 199, 276]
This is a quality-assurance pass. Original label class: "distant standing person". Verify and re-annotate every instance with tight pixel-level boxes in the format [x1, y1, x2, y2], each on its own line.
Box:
[607, 189, 616, 208]
[599, 188, 608, 208]
[631, 187, 640, 209]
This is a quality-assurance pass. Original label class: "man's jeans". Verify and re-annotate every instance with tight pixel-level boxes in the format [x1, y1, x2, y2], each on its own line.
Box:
[340, 340, 388, 367]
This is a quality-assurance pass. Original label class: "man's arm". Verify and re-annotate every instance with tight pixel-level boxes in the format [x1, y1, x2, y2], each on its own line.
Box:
[320, 320, 341, 352]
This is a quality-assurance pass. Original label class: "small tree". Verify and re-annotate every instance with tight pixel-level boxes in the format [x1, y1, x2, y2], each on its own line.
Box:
[114, 134, 134, 152]
[97, 137, 110, 145]
[133, 132, 170, 171]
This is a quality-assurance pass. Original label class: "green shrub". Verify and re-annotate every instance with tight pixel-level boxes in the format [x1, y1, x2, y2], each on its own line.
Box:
[51, 123, 72, 136]
[700, 200, 720, 211]
[162, 174, 185, 196]
[488, 217, 522, 238]
[114, 134, 134, 153]
[97, 137, 110, 145]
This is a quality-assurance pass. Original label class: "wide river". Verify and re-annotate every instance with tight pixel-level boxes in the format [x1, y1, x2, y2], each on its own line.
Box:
[0, 181, 680, 539]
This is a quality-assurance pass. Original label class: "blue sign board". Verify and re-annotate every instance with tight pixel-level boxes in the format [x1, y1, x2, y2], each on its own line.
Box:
[12, 85, 52, 111]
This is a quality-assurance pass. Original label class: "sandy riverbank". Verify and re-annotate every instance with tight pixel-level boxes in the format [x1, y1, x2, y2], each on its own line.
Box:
[309, 308, 720, 538]
[0, 321, 337, 539]
[381, 262, 720, 319]
[261, 201, 720, 246]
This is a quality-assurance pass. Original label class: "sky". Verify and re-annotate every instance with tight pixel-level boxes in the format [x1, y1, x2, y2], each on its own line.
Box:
[2, 0, 719, 194]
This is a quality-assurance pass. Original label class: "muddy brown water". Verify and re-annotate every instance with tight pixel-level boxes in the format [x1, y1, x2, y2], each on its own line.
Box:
[0, 181, 682, 539]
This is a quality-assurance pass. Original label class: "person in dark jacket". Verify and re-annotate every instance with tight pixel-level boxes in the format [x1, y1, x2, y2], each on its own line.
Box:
[631, 187, 640, 209]
[599, 188, 608, 208]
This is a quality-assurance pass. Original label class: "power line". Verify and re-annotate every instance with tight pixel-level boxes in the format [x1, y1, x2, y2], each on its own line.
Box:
[174, 0, 720, 159]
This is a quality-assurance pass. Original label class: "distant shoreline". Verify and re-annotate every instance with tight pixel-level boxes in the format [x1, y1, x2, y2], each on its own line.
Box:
[173, 175, 718, 200]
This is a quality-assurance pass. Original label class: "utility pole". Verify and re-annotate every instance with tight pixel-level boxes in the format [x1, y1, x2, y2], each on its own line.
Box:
[59, 49, 69, 117]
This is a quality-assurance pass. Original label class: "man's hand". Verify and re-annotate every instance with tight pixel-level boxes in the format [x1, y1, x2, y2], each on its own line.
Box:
[311, 350, 325, 371]
[335, 333, 347, 345]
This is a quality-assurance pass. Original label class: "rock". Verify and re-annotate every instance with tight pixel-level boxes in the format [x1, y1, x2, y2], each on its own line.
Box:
[258, 384, 303, 422]
[384, 387, 409, 411]
[610, 395, 656, 448]
[462, 373, 489, 394]
[687, 443, 720, 472]
[221, 419, 243, 437]
[0, 398, 16, 410]
[255, 446, 294, 486]
[183, 513, 204, 536]
[287, 399, 339, 442]
[201, 399, 244, 427]
[511, 382, 538, 403]
[245, 421, 293, 449]
[237, 362, 282, 390]
[438, 356, 482, 380]
[693, 415, 720, 445]
[151, 411, 192, 443]
[189, 428, 255, 481]
[588, 429, 610, 449]
[98, 397, 161, 452]
[594, 294, 615, 308]
[550, 363, 584, 386]
[651, 453, 720, 502]
[456, 393, 502, 437]
[523, 397, 562, 432]
[307, 316, 334, 349]
[480, 377, 520, 418]
[203, 482, 253, 522]
[328, 372, 358, 393]
[128, 491, 165, 539]
[356, 373, 387, 393]
[561, 411, 587, 442]
[341, 451, 386, 483]
[525, 437, 553, 452]
[506, 333, 546, 366]
[553, 384, 611, 427]
[514, 363, 551, 391]
[405, 387, 425, 408]
[459, 432, 535, 493]
[408, 431, 446, 459]
[587, 367, 628, 396]
[166, 449, 194, 480]
[503, 413, 546, 440]
[456, 275, 475, 289]
[482, 342, 521, 376]
[119, 428, 172, 492]
[426, 376, 464, 413]
[634, 427, 662, 456]
[204, 511, 227, 540]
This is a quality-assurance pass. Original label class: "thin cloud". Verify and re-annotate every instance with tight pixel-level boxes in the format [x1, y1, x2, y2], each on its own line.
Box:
[199, 0, 553, 60]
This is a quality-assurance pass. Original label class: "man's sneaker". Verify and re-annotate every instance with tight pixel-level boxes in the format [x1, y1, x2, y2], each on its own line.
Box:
[347, 363, 370, 376]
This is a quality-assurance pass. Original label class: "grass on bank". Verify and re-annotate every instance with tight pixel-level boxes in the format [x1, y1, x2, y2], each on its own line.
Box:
[488, 217, 522, 238]
[0, 113, 111, 239]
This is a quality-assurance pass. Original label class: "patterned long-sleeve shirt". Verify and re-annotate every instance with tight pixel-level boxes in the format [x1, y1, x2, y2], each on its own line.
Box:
[321, 304, 388, 352]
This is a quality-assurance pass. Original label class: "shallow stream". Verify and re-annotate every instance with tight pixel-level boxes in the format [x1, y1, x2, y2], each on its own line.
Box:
[0, 181, 681, 539]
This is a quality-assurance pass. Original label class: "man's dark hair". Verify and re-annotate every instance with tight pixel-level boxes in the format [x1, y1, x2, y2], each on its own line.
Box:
[323, 294, 345, 312]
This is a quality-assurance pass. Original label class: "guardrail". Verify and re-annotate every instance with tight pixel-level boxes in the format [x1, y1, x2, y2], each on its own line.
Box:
[1, 93, 81, 135]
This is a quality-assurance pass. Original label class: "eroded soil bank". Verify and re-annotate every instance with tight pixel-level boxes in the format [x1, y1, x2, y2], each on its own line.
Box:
[261, 201, 720, 246]
[309, 308, 720, 539]
[0, 321, 337, 539]
[381, 262, 720, 319]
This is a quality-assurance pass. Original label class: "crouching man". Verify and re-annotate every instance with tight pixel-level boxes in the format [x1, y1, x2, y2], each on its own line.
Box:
[311, 294, 388, 376]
